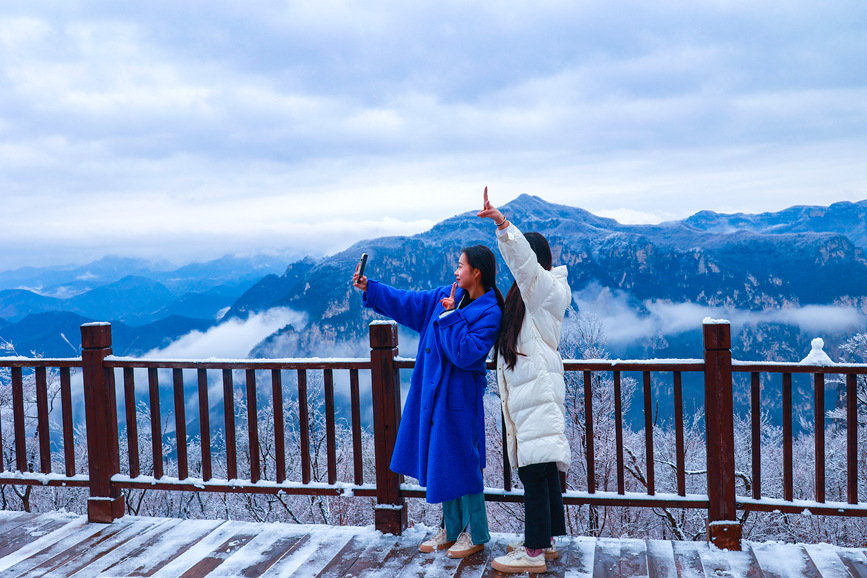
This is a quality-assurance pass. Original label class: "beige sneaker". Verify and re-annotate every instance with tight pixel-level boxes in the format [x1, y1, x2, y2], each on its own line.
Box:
[446, 532, 484, 558]
[419, 527, 455, 553]
[492, 547, 547, 573]
[506, 539, 558, 559]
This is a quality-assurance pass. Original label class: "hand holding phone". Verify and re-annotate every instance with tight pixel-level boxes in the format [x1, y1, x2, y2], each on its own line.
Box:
[352, 253, 369, 291]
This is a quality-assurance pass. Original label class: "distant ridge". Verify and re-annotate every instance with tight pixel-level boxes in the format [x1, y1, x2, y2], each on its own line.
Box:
[232, 195, 867, 359]
[3, 196, 866, 360]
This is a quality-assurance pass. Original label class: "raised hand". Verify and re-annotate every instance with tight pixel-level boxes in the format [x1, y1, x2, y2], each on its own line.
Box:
[440, 282, 457, 310]
[352, 262, 368, 291]
[476, 186, 505, 225]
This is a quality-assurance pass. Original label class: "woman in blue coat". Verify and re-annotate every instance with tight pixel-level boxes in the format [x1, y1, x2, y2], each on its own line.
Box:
[353, 245, 503, 558]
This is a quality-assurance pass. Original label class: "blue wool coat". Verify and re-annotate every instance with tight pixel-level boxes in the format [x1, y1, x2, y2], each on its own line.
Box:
[363, 280, 501, 503]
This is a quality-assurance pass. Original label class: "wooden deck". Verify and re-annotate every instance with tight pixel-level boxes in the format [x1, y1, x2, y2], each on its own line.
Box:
[1, 511, 867, 577]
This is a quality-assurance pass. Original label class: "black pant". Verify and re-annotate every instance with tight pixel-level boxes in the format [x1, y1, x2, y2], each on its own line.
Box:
[518, 462, 566, 550]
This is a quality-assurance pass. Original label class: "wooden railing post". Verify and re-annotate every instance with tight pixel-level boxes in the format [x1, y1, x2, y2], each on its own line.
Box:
[81, 323, 125, 523]
[369, 321, 407, 534]
[703, 320, 741, 550]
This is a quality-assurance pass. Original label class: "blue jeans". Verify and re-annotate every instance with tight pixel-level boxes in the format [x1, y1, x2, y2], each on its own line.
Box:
[442, 492, 490, 545]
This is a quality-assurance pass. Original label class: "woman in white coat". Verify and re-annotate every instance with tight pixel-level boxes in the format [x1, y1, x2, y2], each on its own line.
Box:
[478, 189, 572, 574]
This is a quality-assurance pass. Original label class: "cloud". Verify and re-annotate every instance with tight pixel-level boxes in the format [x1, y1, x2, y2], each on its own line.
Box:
[1, 1, 866, 269]
[573, 283, 867, 348]
[143, 307, 306, 359]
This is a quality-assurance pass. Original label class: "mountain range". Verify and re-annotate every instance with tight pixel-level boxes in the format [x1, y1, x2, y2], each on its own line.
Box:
[234, 195, 867, 361]
[2, 196, 867, 362]
[0, 252, 298, 356]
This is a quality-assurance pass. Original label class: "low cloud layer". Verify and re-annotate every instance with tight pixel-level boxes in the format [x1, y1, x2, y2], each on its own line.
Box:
[574, 283, 867, 348]
[143, 308, 306, 359]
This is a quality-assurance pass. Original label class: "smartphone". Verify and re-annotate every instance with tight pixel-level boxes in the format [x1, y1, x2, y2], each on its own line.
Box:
[357, 253, 369, 278]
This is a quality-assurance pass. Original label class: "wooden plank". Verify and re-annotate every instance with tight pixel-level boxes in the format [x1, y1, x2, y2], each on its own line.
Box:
[0, 511, 27, 526]
[782, 372, 793, 501]
[847, 373, 859, 504]
[619, 538, 649, 577]
[59, 517, 183, 576]
[260, 527, 355, 577]
[35, 367, 51, 473]
[198, 368, 212, 482]
[132, 521, 248, 577]
[0, 514, 82, 561]
[803, 544, 853, 578]
[568, 537, 597, 578]
[390, 527, 461, 578]
[124, 367, 141, 478]
[106, 359, 372, 370]
[545, 536, 573, 578]
[11, 367, 26, 472]
[751, 372, 762, 499]
[24, 516, 172, 577]
[836, 549, 867, 578]
[751, 542, 822, 578]
[272, 369, 286, 484]
[355, 532, 424, 577]
[246, 368, 261, 483]
[319, 532, 401, 577]
[0, 380, 4, 471]
[0, 516, 133, 576]
[0, 515, 88, 574]
[814, 373, 826, 503]
[643, 371, 655, 495]
[673, 371, 685, 496]
[740, 544, 767, 578]
[645, 540, 676, 578]
[223, 369, 238, 480]
[0, 513, 37, 544]
[592, 538, 622, 578]
[95, 518, 223, 576]
[696, 541, 734, 577]
[176, 530, 259, 577]
[298, 369, 311, 484]
[584, 370, 596, 493]
[174, 368, 189, 480]
[614, 371, 625, 494]
[311, 533, 387, 577]
[671, 540, 703, 578]
[350, 368, 364, 486]
[324, 369, 337, 485]
[209, 526, 309, 577]
[149, 367, 164, 479]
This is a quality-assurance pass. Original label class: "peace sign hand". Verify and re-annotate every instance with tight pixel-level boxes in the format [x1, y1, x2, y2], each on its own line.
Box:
[476, 186, 505, 225]
[440, 282, 457, 310]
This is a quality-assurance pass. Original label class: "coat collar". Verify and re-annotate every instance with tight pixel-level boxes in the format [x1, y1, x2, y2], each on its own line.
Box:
[451, 285, 499, 318]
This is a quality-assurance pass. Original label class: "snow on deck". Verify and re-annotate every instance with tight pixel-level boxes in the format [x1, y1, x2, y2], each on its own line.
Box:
[0, 511, 866, 577]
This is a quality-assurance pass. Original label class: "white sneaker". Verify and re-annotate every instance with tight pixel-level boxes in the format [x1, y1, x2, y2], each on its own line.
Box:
[492, 547, 547, 573]
[419, 527, 455, 553]
[446, 532, 484, 558]
[506, 539, 558, 559]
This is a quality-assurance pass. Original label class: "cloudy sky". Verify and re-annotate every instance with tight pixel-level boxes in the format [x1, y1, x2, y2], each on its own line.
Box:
[2, 0, 865, 270]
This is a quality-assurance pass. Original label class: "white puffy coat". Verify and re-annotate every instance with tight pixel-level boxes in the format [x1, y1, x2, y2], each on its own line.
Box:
[496, 223, 572, 472]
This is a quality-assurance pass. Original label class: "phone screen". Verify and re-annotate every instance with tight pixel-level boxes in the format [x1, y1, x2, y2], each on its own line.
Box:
[358, 253, 368, 278]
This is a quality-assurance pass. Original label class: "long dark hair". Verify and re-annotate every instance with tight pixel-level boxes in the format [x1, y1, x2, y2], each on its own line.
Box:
[498, 232, 552, 370]
[462, 245, 505, 312]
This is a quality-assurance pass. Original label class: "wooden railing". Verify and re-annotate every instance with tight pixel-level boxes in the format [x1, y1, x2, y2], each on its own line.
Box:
[1, 320, 866, 550]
